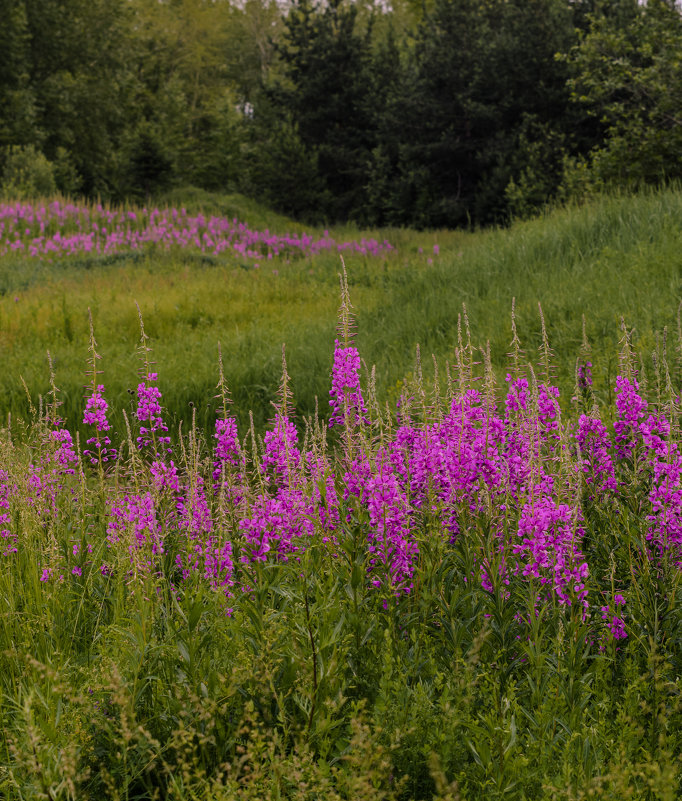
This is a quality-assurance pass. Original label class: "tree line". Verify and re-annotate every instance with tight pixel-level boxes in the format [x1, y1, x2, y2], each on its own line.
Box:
[1, 0, 680, 228]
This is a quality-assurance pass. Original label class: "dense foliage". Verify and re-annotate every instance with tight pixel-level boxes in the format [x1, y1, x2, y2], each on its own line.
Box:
[1, 0, 681, 227]
[4, 270, 682, 798]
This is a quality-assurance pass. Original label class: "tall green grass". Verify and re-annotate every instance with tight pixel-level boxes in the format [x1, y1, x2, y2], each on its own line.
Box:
[2, 187, 682, 799]
[3, 329, 682, 800]
[0, 186, 680, 438]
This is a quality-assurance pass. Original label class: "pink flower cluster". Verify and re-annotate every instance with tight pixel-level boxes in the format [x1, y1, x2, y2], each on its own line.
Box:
[329, 341, 368, 428]
[514, 497, 588, 609]
[83, 385, 116, 464]
[578, 361, 593, 391]
[614, 375, 650, 459]
[26, 325, 682, 650]
[576, 415, 618, 496]
[24, 424, 79, 524]
[391, 383, 587, 607]
[0, 201, 394, 263]
[601, 594, 627, 640]
[363, 452, 415, 590]
[136, 373, 171, 452]
[0, 470, 16, 556]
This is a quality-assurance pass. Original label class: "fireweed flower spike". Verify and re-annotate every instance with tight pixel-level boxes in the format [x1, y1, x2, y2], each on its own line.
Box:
[576, 414, 617, 497]
[614, 376, 648, 460]
[329, 340, 369, 429]
[175, 471, 235, 595]
[513, 496, 589, 609]
[107, 492, 164, 577]
[329, 265, 368, 431]
[261, 346, 300, 487]
[239, 346, 314, 565]
[134, 304, 171, 456]
[83, 312, 116, 466]
[306, 450, 340, 538]
[601, 593, 627, 641]
[578, 362, 593, 392]
[363, 449, 417, 593]
[83, 386, 116, 465]
[24, 355, 80, 525]
[213, 417, 244, 500]
[0, 470, 16, 556]
[213, 343, 246, 507]
[136, 373, 171, 453]
[261, 415, 301, 487]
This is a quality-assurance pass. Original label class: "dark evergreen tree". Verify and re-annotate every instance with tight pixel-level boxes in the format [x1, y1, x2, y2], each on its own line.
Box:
[22, 0, 138, 195]
[259, 0, 377, 222]
[241, 105, 327, 221]
[128, 126, 172, 199]
[0, 0, 38, 153]
[363, 22, 410, 226]
[381, 0, 580, 227]
[2, 0, 678, 221]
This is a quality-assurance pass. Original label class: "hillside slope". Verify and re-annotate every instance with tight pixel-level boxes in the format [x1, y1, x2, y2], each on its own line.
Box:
[0, 187, 680, 436]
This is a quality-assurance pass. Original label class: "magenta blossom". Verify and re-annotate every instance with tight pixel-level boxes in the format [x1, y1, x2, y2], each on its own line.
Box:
[136, 373, 171, 452]
[329, 340, 368, 428]
[83, 385, 116, 464]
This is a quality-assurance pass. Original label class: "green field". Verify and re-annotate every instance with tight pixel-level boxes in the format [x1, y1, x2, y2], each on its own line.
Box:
[1, 186, 681, 438]
[2, 187, 682, 800]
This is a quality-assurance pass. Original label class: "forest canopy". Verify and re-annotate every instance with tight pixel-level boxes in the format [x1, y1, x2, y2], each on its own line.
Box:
[1, 0, 680, 227]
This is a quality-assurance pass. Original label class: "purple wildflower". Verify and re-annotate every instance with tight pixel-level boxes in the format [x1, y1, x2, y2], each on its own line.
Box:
[83, 385, 116, 464]
[329, 340, 368, 428]
[576, 414, 618, 496]
[614, 376, 648, 459]
[601, 593, 627, 640]
[262, 416, 301, 486]
[513, 496, 589, 609]
[578, 361, 592, 391]
[136, 373, 171, 452]
[0, 470, 16, 556]
[213, 416, 245, 506]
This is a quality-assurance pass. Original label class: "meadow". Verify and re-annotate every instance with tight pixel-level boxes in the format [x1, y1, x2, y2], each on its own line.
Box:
[1, 187, 682, 799]
[1, 186, 681, 436]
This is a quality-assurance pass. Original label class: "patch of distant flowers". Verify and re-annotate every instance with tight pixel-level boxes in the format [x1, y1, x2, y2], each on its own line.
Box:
[0, 200, 394, 262]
